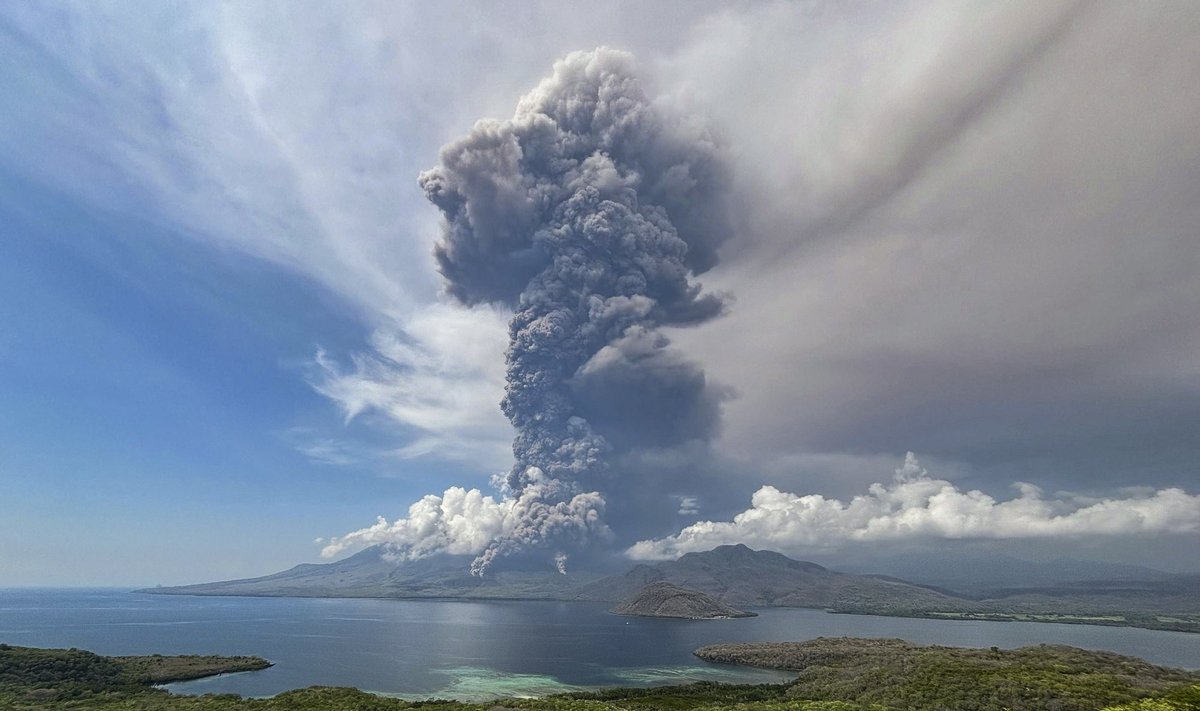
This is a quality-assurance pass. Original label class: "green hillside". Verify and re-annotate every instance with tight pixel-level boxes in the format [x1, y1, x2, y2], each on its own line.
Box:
[3, 639, 1199, 711]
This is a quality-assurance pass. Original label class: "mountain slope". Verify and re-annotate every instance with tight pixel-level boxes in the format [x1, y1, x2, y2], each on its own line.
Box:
[146, 546, 597, 599]
[143, 544, 1199, 631]
[611, 581, 755, 618]
[833, 551, 1171, 595]
[147, 543, 963, 613]
[575, 544, 967, 612]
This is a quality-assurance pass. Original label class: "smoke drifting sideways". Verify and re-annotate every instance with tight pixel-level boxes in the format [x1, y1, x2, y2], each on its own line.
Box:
[333, 48, 733, 575]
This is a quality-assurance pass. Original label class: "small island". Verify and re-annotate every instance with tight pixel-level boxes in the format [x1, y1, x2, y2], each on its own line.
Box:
[611, 581, 756, 619]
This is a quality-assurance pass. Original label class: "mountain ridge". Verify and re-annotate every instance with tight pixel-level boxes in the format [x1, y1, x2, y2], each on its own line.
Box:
[574, 544, 963, 612]
[611, 581, 756, 619]
[141, 543, 1200, 631]
[144, 543, 965, 614]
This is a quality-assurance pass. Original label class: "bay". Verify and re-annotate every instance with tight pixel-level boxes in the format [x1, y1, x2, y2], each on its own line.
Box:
[2, 589, 1199, 701]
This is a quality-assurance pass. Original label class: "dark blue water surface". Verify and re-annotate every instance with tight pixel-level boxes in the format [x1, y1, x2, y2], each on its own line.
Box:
[3, 589, 1199, 700]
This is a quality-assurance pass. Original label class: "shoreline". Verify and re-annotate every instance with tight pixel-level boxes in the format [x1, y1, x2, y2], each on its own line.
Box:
[138, 587, 1200, 635]
[5, 639, 1200, 710]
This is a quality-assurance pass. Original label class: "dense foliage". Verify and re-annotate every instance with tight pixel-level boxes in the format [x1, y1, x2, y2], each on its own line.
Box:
[0, 643, 269, 709]
[1, 640, 1197, 711]
[696, 638, 1200, 711]
[850, 611, 1200, 634]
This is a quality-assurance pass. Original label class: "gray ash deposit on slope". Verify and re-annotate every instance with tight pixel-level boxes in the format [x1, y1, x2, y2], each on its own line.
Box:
[418, 47, 733, 574]
[611, 581, 754, 619]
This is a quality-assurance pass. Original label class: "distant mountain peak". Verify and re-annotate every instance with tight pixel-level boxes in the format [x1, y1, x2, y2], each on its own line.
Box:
[679, 544, 828, 572]
[146, 543, 951, 613]
[574, 545, 950, 609]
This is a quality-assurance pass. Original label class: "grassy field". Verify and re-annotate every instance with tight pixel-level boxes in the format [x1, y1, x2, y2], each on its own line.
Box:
[2, 639, 1199, 710]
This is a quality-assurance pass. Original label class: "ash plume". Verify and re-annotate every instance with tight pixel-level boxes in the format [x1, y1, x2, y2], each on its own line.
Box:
[417, 48, 732, 574]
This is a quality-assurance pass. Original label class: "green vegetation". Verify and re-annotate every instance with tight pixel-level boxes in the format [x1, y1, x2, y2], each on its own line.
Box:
[109, 654, 272, 685]
[0, 642, 269, 709]
[2, 639, 1198, 711]
[835, 610, 1200, 634]
[695, 638, 1200, 711]
[1101, 684, 1200, 710]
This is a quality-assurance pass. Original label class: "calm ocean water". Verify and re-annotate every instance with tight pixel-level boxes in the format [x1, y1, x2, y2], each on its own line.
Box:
[3, 589, 1199, 700]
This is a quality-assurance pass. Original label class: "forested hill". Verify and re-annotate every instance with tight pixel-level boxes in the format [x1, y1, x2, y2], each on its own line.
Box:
[694, 637, 1200, 711]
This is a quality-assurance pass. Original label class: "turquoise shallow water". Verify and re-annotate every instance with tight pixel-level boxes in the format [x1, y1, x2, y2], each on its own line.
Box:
[2, 589, 1199, 700]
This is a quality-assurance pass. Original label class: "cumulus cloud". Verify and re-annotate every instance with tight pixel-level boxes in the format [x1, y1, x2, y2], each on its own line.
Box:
[628, 453, 1200, 560]
[319, 469, 609, 568]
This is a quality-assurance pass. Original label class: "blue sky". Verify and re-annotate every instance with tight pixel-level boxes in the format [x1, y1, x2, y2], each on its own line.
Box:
[3, 2, 1199, 584]
[0, 160, 433, 584]
[0, 3, 515, 584]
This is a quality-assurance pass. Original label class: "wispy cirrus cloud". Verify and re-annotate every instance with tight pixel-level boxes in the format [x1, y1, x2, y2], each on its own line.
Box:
[1, 3, 531, 472]
[309, 302, 512, 469]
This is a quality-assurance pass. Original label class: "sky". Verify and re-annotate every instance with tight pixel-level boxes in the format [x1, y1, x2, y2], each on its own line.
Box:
[1, 1, 1198, 585]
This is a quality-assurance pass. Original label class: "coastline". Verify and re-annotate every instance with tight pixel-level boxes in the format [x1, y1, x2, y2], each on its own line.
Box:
[6, 640, 1199, 711]
[140, 586, 1200, 635]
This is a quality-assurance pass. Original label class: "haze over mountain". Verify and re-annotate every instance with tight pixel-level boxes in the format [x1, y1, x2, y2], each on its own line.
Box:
[831, 551, 1171, 595]
[148, 542, 1200, 634]
[145, 546, 599, 600]
[574, 544, 960, 611]
[150, 544, 965, 616]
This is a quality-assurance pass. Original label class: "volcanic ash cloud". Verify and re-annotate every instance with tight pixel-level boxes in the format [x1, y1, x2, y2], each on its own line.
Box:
[325, 48, 733, 574]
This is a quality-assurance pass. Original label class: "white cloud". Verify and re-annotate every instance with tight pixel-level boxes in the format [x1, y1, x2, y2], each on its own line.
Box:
[320, 469, 609, 565]
[293, 438, 363, 467]
[1, 3, 444, 317]
[2, 3, 523, 471]
[628, 453, 1200, 560]
[321, 486, 511, 560]
[309, 302, 512, 468]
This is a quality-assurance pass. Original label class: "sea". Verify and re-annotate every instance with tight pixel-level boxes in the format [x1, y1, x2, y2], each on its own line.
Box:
[3, 589, 1199, 701]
